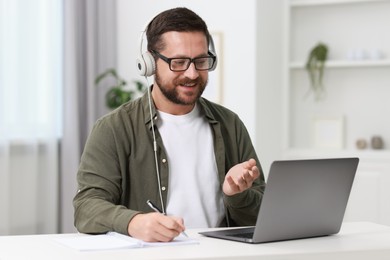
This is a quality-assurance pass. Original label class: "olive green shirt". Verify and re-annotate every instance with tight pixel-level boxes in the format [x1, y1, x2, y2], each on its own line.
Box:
[73, 90, 266, 235]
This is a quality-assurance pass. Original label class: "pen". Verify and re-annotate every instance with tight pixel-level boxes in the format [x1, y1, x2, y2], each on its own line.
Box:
[146, 200, 188, 237]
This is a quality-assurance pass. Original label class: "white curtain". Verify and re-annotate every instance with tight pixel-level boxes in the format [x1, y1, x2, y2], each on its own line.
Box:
[61, 0, 117, 233]
[0, 0, 117, 235]
[0, 0, 62, 234]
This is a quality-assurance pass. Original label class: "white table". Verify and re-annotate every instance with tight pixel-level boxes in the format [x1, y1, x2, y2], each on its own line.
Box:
[0, 222, 389, 260]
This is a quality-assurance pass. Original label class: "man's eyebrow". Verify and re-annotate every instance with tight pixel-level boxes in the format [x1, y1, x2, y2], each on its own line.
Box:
[170, 52, 210, 58]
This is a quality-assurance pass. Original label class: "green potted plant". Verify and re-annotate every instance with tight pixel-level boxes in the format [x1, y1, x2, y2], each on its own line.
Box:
[305, 43, 328, 101]
[95, 68, 146, 109]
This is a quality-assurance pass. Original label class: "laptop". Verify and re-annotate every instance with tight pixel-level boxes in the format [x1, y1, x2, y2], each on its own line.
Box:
[199, 157, 359, 243]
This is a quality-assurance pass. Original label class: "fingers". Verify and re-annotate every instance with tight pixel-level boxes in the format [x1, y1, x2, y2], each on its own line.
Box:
[223, 159, 261, 196]
[128, 213, 185, 242]
[235, 169, 254, 190]
[153, 216, 184, 242]
[225, 175, 240, 194]
[237, 163, 259, 186]
[160, 215, 186, 236]
[243, 158, 257, 170]
[171, 216, 186, 230]
[244, 165, 260, 182]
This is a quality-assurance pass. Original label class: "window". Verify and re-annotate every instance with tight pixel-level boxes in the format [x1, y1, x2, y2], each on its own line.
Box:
[0, 0, 62, 140]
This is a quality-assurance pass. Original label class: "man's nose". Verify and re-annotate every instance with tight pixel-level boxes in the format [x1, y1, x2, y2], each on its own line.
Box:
[183, 62, 200, 79]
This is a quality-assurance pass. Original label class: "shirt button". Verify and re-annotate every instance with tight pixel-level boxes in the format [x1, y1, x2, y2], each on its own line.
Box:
[154, 116, 158, 120]
[162, 158, 167, 163]
[161, 186, 166, 191]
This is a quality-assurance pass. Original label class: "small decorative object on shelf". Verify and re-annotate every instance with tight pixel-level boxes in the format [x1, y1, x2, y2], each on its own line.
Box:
[368, 48, 384, 60]
[371, 135, 384, 150]
[305, 42, 328, 101]
[95, 68, 146, 109]
[356, 138, 368, 150]
[347, 48, 385, 61]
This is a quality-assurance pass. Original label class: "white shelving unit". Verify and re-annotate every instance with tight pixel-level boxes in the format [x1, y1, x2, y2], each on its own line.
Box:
[283, 0, 390, 225]
[290, 0, 388, 6]
[283, 0, 390, 155]
[290, 59, 390, 69]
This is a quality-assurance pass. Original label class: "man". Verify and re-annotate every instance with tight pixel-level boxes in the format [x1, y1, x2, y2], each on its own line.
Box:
[73, 7, 266, 242]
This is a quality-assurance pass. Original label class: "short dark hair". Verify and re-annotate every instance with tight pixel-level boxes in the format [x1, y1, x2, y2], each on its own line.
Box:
[146, 7, 211, 52]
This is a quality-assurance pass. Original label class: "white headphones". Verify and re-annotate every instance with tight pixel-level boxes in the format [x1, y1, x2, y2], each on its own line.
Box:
[136, 29, 218, 77]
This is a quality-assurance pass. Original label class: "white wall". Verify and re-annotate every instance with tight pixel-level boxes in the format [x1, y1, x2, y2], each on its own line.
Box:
[116, 0, 258, 143]
[256, 0, 284, 176]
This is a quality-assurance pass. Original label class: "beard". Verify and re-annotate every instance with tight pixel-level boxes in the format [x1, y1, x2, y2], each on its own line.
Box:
[155, 71, 208, 106]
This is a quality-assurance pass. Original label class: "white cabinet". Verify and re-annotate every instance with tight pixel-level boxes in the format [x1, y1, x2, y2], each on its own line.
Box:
[283, 0, 390, 225]
[344, 162, 390, 225]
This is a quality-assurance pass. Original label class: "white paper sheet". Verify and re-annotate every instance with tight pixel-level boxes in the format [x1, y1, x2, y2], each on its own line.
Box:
[53, 232, 199, 251]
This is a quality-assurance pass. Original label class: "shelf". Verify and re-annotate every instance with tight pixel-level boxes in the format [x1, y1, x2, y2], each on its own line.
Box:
[290, 0, 390, 7]
[283, 149, 390, 163]
[290, 59, 390, 69]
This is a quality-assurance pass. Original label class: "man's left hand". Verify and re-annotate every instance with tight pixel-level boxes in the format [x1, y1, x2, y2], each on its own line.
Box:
[223, 158, 260, 196]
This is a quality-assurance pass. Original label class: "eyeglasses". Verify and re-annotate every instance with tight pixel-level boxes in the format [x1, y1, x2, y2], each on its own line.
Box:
[151, 50, 216, 72]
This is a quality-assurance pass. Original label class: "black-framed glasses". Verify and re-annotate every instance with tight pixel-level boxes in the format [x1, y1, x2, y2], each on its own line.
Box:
[151, 50, 216, 72]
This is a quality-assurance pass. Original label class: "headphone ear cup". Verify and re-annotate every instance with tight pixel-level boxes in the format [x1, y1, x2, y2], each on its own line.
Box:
[208, 35, 218, 72]
[136, 52, 156, 76]
[209, 51, 218, 72]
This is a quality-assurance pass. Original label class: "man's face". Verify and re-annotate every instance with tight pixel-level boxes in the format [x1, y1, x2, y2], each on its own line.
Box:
[154, 31, 209, 106]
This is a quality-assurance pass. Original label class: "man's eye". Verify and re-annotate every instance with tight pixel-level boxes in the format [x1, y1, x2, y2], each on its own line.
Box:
[196, 59, 207, 66]
[172, 59, 187, 66]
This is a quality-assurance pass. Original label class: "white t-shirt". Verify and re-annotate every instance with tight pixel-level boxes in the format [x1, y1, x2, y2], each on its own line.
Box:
[156, 104, 225, 228]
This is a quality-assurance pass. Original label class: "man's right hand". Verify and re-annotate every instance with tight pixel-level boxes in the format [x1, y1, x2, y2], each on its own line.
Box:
[127, 213, 186, 242]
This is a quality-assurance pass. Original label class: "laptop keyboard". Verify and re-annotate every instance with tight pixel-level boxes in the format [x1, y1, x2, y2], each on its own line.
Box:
[229, 232, 254, 239]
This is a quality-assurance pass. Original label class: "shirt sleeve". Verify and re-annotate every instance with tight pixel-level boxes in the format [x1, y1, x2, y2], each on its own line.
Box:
[222, 116, 266, 226]
[73, 117, 138, 235]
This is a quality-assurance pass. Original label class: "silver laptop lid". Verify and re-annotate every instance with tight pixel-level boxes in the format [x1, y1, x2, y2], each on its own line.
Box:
[253, 157, 359, 243]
